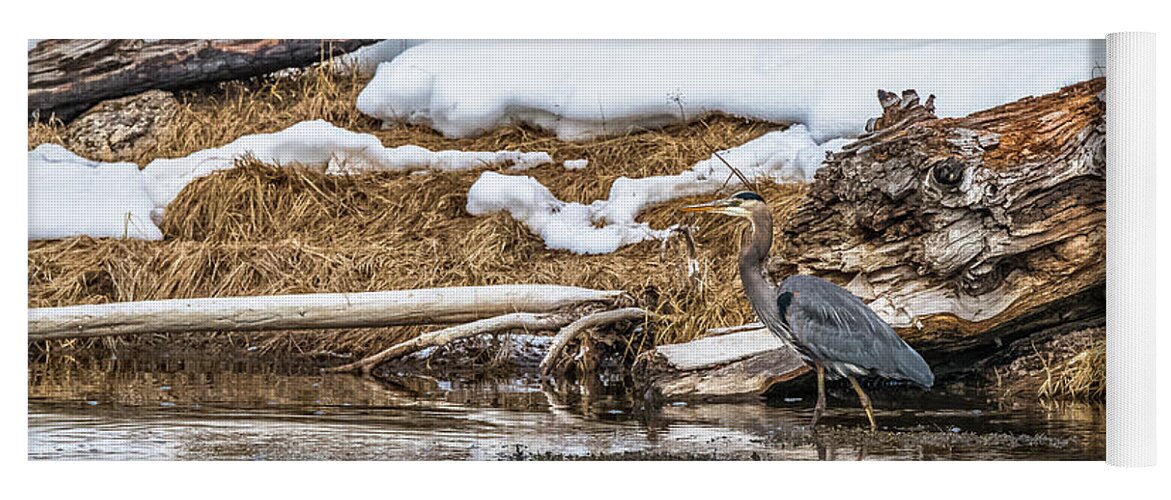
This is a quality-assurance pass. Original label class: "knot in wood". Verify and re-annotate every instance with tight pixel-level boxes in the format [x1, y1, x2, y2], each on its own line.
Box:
[930, 158, 966, 188]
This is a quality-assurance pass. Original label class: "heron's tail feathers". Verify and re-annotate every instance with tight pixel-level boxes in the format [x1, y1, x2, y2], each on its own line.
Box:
[889, 345, 934, 389]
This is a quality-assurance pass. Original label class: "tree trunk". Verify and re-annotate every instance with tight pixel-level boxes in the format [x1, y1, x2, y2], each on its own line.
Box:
[778, 78, 1106, 361]
[28, 285, 626, 341]
[28, 39, 377, 121]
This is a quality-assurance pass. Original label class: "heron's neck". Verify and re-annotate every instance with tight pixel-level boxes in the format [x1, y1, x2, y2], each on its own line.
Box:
[737, 209, 775, 293]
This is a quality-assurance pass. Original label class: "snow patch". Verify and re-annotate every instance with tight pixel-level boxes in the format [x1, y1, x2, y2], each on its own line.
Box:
[467, 171, 667, 255]
[358, 40, 1103, 142]
[29, 144, 162, 241]
[467, 126, 843, 254]
[562, 159, 589, 170]
[142, 120, 553, 208]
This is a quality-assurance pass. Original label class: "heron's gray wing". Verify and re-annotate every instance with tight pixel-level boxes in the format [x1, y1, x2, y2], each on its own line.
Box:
[779, 275, 934, 388]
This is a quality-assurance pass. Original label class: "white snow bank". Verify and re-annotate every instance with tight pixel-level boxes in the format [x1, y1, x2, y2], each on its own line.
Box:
[29, 144, 162, 240]
[358, 39, 1103, 142]
[467, 125, 843, 254]
[31, 120, 554, 241]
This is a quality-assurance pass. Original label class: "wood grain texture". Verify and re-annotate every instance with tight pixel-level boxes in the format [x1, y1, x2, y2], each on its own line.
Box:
[778, 79, 1106, 353]
[28, 39, 376, 121]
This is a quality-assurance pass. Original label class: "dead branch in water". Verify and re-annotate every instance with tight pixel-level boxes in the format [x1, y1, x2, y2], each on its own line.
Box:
[539, 308, 652, 377]
[28, 285, 625, 341]
[325, 312, 577, 375]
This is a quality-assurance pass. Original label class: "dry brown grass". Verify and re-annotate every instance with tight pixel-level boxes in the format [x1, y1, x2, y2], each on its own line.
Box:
[28, 62, 378, 165]
[28, 65, 805, 358]
[1038, 340, 1106, 401]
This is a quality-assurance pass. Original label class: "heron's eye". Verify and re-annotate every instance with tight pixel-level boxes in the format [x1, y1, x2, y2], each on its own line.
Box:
[930, 158, 965, 187]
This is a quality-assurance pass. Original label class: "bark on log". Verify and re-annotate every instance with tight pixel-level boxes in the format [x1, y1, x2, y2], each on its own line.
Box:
[778, 79, 1106, 357]
[325, 313, 576, 374]
[28, 285, 626, 341]
[29, 39, 377, 121]
[639, 329, 809, 400]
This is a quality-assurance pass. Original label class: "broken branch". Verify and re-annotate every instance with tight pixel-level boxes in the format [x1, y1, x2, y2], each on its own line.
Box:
[539, 307, 652, 377]
[325, 312, 576, 374]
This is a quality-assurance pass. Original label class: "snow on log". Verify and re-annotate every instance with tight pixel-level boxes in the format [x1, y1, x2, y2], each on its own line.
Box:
[29, 39, 377, 121]
[639, 329, 809, 400]
[28, 285, 625, 341]
[778, 79, 1107, 359]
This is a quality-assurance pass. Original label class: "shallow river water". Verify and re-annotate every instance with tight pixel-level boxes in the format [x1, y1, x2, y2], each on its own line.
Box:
[28, 355, 1105, 460]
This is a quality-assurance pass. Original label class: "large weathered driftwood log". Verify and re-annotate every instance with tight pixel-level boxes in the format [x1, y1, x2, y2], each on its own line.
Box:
[28, 285, 625, 341]
[779, 78, 1106, 361]
[639, 79, 1106, 397]
[639, 329, 809, 400]
[28, 39, 377, 121]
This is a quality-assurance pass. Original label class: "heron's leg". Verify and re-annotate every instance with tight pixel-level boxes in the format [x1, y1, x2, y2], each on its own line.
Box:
[847, 375, 876, 432]
[810, 363, 826, 427]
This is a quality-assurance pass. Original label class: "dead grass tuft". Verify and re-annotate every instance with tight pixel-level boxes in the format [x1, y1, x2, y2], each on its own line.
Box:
[1038, 340, 1105, 401]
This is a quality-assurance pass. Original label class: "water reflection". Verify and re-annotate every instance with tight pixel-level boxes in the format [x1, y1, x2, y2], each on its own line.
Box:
[28, 355, 1104, 460]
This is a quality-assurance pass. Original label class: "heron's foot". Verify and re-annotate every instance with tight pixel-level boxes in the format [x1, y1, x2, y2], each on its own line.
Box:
[848, 375, 877, 433]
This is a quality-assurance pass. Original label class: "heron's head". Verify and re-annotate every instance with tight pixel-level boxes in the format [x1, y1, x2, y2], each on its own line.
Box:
[680, 191, 766, 219]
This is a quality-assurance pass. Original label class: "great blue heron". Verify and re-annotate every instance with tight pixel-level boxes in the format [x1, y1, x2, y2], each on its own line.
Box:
[682, 191, 934, 431]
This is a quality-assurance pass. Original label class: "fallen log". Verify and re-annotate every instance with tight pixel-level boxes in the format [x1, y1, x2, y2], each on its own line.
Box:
[778, 79, 1106, 358]
[28, 285, 626, 341]
[326, 312, 576, 374]
[28, 39, 377, 121]
[639, 329, 809, 400]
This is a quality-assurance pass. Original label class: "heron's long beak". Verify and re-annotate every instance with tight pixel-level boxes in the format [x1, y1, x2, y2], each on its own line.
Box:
[680, 199, 731, 213]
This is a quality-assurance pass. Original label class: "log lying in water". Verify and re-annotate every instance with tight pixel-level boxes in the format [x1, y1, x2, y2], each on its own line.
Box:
[28, 39, 377, 121]
[639, 329, 809, 400]
[27, 285, 626, 341]
[777, 79, 1106, 359]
